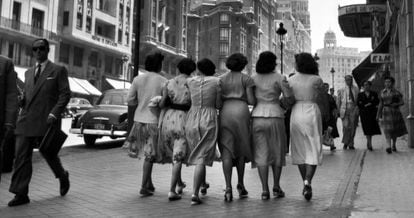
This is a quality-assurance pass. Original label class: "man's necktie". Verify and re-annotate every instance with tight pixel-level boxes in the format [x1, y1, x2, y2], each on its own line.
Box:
[34, 64, 41, 84]
[348, 86, 355, 103]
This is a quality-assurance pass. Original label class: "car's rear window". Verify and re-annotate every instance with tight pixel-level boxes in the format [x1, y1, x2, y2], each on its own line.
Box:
[98, 93, 127, 106]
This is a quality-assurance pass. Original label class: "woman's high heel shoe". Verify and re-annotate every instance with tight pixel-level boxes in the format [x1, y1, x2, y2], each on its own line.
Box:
[200, 183, 210, 195]
[273, 187, 285, 198]
[236, 184, 248, 198]
[261, 191, 270, 200]
[191, 195, 202, 205]
[176, 182, 186, 195]
[224, 188, 233, 202]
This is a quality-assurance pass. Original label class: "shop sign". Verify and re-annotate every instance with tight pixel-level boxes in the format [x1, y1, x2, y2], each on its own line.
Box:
[370, 53, 392, 63]
[91, 35, 118, 47]
[339, 4, 386, 16]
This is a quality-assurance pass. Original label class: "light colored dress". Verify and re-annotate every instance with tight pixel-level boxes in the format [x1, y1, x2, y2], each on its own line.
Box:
[288, 73, 323, 165]
[158, 75, 191, 163]
[379, 88, 407, 138]
[251, 72, 293, 167]
[126, 71, 167, 161]
[185, 75, 221, 166]
[218, 72, 254, 162]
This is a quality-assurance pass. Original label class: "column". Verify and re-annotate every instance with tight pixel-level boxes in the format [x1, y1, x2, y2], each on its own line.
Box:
[406, 0, 414, 147]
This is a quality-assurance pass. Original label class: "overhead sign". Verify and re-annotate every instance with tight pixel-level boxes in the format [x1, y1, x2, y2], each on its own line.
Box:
[339, 4, 387, 16]
[370, 53, 392, 63]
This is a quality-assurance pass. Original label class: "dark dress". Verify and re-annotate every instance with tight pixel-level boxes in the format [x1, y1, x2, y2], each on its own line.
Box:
[357, 91, 381, 136]
[327, 93, 340, 138]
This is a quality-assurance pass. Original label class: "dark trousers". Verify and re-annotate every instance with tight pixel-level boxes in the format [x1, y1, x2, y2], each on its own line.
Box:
[9, 135, 66, 196]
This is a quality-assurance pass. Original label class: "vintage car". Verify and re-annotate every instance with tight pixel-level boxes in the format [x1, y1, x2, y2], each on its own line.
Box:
[69, 89, 129, 146]
[65, 97, 94, 117]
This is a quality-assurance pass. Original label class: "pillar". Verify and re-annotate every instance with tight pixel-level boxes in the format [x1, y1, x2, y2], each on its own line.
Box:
[406, 0, 414, 147]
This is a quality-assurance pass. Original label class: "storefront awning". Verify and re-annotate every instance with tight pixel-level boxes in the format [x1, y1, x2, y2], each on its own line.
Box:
[106, 78, 131, 89]
[352, 31, 390, 87]
[68, 77, 90, 95]
[71, 78, 102, 96]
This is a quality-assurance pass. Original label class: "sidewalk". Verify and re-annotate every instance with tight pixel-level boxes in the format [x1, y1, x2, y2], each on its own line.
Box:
[0, 140, 361, 217]
[350, 134, 414, 217]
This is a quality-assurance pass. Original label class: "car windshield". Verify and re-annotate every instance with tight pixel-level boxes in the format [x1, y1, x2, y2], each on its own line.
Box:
[98, 93, 127, 106]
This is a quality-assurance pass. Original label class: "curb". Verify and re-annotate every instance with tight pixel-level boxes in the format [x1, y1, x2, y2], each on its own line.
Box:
[330, 150, 367, 216]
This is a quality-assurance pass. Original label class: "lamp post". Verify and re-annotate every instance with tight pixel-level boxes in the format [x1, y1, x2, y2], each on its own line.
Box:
[276, 23, 287, 74]
[122, 55, 129, 88]
[330, 67, 335, 90]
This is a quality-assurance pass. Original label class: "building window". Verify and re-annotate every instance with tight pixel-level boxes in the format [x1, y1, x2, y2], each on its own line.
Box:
[74, 46, 84, 67]
[125, 31, 129, 45]
[220, 28, 229, 41]
[220, 43, 229, 56]
[219, 58, 226, 70]
[220, 13, 229, 24]
[77, 0, 84, 29]
[31, 8, 44, 36]
[105, 55, 113, 74]
[63, 11, 69, 26]
[59, 43, 70, 64]
[118, 30, 123, 43]
[89, 51, 98, 67]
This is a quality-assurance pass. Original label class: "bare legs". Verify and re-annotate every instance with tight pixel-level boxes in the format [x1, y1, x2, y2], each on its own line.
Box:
[221, 148, 247, 201]
[140, 160, 154, 196]
[366, 135, 373, 150]
[385, 136, 398, 153]
[191, 164, 205, 204]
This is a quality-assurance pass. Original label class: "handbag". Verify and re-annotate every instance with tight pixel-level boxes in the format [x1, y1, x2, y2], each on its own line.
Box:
[39, 126, 68, 157]
[322, 126, 334, 147]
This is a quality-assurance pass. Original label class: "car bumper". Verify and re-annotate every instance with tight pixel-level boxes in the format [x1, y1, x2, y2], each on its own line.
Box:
[69, 128, 127, 137]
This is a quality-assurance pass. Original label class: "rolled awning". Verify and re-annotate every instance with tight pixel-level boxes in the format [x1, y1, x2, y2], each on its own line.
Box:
[352, 31, 390, 87]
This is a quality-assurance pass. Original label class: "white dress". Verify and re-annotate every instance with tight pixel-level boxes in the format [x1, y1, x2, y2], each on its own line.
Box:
[288, 73, 323, 165]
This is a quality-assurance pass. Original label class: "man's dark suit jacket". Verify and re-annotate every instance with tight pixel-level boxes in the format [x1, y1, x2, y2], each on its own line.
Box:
[15, 61, 71, 137]
[0, 56, 18, 130]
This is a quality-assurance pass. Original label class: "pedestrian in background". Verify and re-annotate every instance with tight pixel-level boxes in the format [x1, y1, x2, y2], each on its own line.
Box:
[321, 83, 339, 150]
[337, 75, 359, 150]
[376, 76, 407, 153]
[0, 55, 18, 183]
[357, 81, 381, 151]
[288, 52, 324, 201]
[251, 51, 294, 200]
[218, 53, 255, 202]
[158, 58, 195, 201]
[127, 52, 167, 196]
[185, 58, 221, 205]
[8, 38, 71, 207]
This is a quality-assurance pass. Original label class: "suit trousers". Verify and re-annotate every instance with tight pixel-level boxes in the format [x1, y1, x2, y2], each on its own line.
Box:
[9, 135, 66, 196]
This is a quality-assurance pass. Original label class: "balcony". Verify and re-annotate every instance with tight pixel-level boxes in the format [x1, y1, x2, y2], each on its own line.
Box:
[0, 16, 58, 42]
[143, 36, 186, 57]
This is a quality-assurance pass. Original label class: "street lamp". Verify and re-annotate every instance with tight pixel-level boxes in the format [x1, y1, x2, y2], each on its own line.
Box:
[122, 55, 129, 88]
[330, 67, 335, 90]
[276, 22, 287, 74]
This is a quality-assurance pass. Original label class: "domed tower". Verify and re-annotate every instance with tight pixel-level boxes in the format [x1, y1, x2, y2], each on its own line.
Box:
[324, 30, 336, 48]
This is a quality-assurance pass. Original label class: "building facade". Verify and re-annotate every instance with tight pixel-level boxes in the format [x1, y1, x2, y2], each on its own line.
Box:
[316, 30, 368, 91]
[0, 0, 59, 82]
[188, 0, 278, 75]
[58, 0, 134, 91]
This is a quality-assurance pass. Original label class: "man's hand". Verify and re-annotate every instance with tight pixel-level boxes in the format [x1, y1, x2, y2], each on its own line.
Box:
[46, 114, 57, 125]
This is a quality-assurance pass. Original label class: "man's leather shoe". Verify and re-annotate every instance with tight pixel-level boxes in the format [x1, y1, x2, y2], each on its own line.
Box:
[8, 195, 30, 207]
[60, 171, 70, 196]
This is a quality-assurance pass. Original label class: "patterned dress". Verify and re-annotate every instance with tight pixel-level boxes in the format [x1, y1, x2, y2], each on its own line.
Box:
[185, 76, 221, 166]
[158, 74, 191, 163]
[379, 88, 407, 138]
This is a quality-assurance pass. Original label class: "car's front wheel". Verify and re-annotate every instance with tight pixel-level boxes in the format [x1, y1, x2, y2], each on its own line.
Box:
[84, 135, 97, 147]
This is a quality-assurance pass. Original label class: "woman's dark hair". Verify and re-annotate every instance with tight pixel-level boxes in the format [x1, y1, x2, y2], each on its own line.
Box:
[384, 76, 395, 84]
[294, 52, 319, 75]
[145, 52, 164, 72]
[363, 81, 372, 86]
[256, 51, 277, 74]
[226, 53, 248, 72]
[177, 58, 196, 75]
[197, 58, 216, 76]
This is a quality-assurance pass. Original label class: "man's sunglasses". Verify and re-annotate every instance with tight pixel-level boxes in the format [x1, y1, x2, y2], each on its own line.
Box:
[32, 46, 47, 52]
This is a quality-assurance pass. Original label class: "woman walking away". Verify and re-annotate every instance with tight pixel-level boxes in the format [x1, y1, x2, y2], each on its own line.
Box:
[158, 58, 195, 201]
[288, 53, 324, 201]
[127, 52, 167, 196]
[219, 53, 255, 202]
[376, 76, 407, 153]
[185, 58, 222, 205]
[357, 81, 381, 151]
[252, 51, 294, 200]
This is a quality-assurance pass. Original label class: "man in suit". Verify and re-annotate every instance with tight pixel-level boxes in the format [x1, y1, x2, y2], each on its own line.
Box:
[0, 55, 18, 183]
[337, 75, 359, 150]
[8, 38, 71, 207]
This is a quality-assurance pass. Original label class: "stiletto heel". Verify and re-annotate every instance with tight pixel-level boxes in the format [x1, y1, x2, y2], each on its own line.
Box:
[261, 191, 270, 200]
[176, 182, 186, 194]
[224, 188, 233, 202]
[273, 187, 285, 198]
[200, 182, 210, 195]
[236, 184, 248, 198]
[191, 195, 202, 205]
